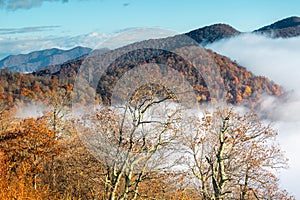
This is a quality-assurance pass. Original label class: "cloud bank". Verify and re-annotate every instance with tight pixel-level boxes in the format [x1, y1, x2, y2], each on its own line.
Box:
[207, 33, 300, 198]
[0, 32, 110, 59]
[0, 27, 176, 60]
[207, 33, 300, 91]
[0, 26, 60, 35]
[0, 0, 68, 10]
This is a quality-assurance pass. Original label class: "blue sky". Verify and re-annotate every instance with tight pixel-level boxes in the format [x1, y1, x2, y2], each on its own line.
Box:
[2, 0, 300, 34]
[0, 0, 300, 58]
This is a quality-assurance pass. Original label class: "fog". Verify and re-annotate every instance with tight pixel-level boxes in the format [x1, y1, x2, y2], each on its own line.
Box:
[207, 33, 300, 198]
[15, 102, 47, 119]
[207, 33, 300, 91]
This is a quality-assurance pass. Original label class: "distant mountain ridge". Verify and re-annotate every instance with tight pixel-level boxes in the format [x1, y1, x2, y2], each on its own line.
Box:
[254, 16, 300, 38]
[0, 17, 293, 107]
[33, 29, 284, 106]
[0, 46, 92, 73]
[1, 16, 300, 74]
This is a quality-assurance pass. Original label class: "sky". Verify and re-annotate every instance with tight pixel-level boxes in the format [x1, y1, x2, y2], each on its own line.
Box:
[1, 0, 300, 58]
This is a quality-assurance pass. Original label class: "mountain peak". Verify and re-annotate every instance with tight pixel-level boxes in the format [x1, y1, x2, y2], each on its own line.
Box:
[254, 16, 300, 38]
[185, 23, 240, 45]
[258, 16, 300, 31]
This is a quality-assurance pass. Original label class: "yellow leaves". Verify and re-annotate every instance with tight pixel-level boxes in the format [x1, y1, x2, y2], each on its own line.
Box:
[235, 93, 243, 103]
[20, 87, 37, 100]
[0, 115, 59, 199]
[0, 116, 57, 177]
[243, 85, 252, 98]
[66, 83, 74, 92]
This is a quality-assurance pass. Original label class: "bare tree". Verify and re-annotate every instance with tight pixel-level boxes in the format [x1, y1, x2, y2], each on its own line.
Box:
[183, 108, 294, 200]
[78, 84, 183, 200]
[44, 86, 72, 136]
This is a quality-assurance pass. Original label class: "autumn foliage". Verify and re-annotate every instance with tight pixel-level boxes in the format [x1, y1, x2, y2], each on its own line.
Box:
[0, 93, 295, 200]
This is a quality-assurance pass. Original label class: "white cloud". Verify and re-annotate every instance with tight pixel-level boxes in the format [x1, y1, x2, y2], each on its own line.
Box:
[0, 27, 176, 59]
[0, 32, 110, 59]
[276, 121, 300, 197]
[0, 26, 60, 35]
[97, 27, 177, 49]
[207, 33, 300, 198]
[0, 0, 68, 10]
[207, 33, 300, 91]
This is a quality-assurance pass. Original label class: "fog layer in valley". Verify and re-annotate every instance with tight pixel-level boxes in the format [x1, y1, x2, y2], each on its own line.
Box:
[207, 33, 300, 198]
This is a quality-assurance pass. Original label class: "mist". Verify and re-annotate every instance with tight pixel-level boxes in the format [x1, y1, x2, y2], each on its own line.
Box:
[207, 33, 300, 198]
[207, 33, 300, 91]
[15, 101, 47, 119]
